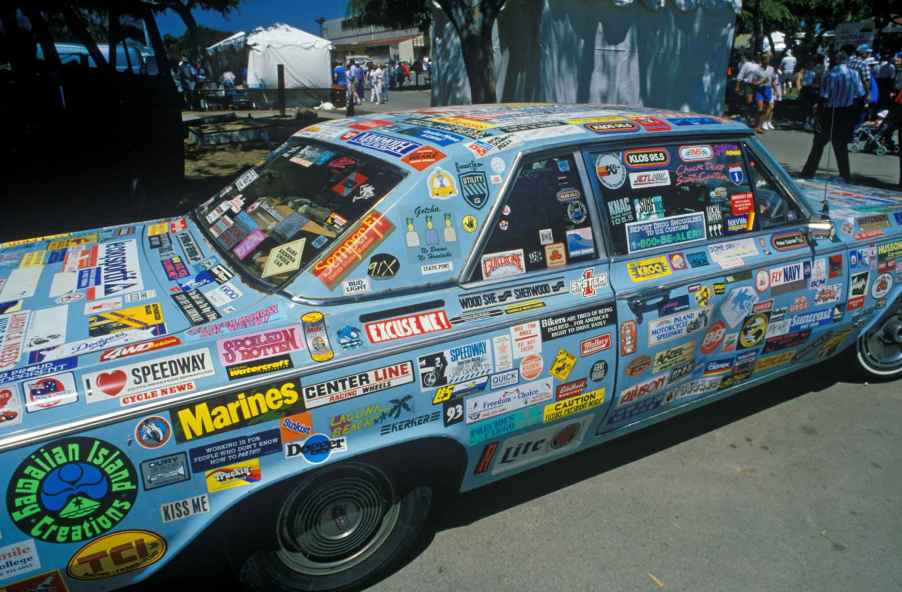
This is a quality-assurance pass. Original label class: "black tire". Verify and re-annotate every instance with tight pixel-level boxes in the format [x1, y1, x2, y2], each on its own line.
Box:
[854, 307, 902, 380]
[239, 462, 432, 592]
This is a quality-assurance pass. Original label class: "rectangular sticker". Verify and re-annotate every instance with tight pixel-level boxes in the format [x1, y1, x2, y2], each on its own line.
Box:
[626, 212, 706, 254]
[466, 378, 553, 424]
[87, 303, 166, 338]
[543, 388, 604, 422]
[161, 494, 211, 524]
[364, 310, 451, 344]
[417, 341, 492, 391]
[189, 429, 282, 472]
[626, 256, 672, 282]
[492, 415, 592, 475]
[303, 362, 415, 409]
[313, 213, 394, 289]
[205, 458, 262, 493]
[539, 303, 617, 341]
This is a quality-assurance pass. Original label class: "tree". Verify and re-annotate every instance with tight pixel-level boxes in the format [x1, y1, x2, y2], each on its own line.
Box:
[152, 0, 240, 63]
[347, 0, 507, 104]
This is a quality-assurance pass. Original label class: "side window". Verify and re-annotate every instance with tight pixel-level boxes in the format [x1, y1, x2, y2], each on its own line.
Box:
[593, 142, 760, 255]
[470, 153, 597, 282]
[743, 145, 804, 229]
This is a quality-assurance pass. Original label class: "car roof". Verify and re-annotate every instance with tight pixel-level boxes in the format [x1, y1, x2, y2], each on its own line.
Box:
[294, 103, 751, 166]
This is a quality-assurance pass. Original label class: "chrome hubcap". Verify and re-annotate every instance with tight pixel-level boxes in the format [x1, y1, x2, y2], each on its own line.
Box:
[275, 467, 400, 576]
[860, 313, 902, 372]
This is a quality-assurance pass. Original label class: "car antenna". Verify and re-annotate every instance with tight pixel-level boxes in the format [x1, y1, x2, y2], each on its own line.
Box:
[819, 102, 835, 218]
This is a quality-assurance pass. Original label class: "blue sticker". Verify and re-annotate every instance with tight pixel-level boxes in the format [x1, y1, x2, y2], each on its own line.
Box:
[312, 235, 328, 249]
[348, 131, 421, 157]
[728, 165, 745, 185]
[894, 212, 902, 225]
[567, 201, 588, 224]
[556, 159, 571, 173]
[285, 433, 348, 464]
[687, 251, 710, 268]
[47, 250, 67, 264]
[189, 429, 282, 472]
[395, 126, 465, 146]
[668, 116, 721, 126]
[337, 325, 363, 349]
[626, 212, 706, 253]
[0, 357, 77, 384]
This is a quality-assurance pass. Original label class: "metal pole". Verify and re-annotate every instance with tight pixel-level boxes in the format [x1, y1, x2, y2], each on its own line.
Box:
[277, 64, 285, 116]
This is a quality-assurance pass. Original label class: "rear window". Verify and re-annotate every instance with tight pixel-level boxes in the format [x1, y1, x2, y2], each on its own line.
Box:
[196, 138, 406, 288]
[590, 143, 758, 255]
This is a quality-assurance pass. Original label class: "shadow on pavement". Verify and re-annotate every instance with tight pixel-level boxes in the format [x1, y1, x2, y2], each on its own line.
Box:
[127, 358, 857, 591]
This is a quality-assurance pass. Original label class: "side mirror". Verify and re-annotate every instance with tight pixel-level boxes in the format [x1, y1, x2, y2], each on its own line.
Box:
[805, 219, 836, 244]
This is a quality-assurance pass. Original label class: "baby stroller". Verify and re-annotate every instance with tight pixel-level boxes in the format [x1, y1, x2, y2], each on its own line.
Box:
[849, 110, 897, 156]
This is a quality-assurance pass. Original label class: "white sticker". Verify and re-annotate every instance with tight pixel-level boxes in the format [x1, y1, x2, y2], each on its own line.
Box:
[0, 267, 43, 301]
[490, 157, 506, 173]
[0, 539, 40, 580]
[422, 262, 454, 275]
[23, 372, 79, 412]
[0, 383, 24, 429]
[261, 238, 305, 279]
[161, 494, 211, 524]
[84, 297, 123, 315]
[342, 278, 371, 296]
[23, 306, 67, 353]
[539, 228, 554, 246]
[205, 282, 243, 308]
[510, 321, 542, 358]
[492, 335, 513, 372]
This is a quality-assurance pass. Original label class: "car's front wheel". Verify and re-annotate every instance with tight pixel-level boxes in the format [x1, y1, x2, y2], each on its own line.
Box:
[240, 462, 432, 592]
[856, 308, 902, 378]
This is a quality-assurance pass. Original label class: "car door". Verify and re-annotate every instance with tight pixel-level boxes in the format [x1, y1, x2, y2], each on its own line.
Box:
[582, 138, 819, 435]
[456, 149, 619, 479]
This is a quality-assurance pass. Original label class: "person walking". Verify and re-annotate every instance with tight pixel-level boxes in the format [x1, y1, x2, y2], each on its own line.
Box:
[891, 51, 902, 186]
[372, 63, 385, 104]
[177, 56, 196, 109]
[734, 52, 758, 124]
[751, 54, 775, 133]
[781, 49, 796, 93]
[876, 51, 896, 109]
[801, 51, 865, 183]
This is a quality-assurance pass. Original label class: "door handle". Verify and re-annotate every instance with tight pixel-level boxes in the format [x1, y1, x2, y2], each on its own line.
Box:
[627, 286, 671, 324]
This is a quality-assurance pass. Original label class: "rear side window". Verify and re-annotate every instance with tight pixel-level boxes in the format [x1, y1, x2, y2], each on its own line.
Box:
[469, 154, 596, 281]
[591, 143, 759, 255]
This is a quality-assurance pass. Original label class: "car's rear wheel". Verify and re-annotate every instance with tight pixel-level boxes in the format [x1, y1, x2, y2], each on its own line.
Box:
[240, 462, 431, 592]
[856, 308, 902, 378]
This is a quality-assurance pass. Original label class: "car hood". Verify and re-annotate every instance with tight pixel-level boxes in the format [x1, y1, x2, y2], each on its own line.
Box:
[795, 178, 902, 227]
[0, 216, 281, 435]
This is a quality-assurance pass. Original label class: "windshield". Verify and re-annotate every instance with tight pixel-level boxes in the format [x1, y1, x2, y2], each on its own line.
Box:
[195, 138, 406, 289]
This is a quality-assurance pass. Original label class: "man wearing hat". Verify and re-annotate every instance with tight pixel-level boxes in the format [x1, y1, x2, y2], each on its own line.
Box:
[848, 44, 875, 117]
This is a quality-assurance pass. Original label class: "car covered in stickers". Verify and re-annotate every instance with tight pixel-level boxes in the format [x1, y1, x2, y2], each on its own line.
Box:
[0, 104, 900, 592]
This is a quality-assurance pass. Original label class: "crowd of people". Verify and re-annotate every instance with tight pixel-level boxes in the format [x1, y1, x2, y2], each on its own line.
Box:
[332, 57, 431, 113]
[732, 44, 902, 185]
[176, 55, 243, 110]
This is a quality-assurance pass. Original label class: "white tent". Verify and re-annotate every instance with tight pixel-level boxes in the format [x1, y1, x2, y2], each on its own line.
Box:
[207, 24, 333, 90]
[432, 0, 742, 115]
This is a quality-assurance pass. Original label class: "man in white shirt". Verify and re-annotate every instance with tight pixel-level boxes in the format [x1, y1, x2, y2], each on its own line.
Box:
[781, 49, 796, 91]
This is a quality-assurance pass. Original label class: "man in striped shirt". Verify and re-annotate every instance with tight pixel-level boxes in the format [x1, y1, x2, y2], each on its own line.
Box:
[801, 51, 865, 182]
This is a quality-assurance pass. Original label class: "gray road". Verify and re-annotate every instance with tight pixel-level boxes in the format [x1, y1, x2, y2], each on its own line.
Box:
[370, 364, 902, 592]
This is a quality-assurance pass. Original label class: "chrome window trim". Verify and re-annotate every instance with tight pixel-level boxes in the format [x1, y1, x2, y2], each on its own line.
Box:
[571, 149, 608, 261]
[740, 141, 815, 222]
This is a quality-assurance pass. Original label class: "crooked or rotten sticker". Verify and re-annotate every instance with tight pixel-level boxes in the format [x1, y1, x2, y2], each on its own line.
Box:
[262, 238, 305, 278]
[82, 348, 215, 405]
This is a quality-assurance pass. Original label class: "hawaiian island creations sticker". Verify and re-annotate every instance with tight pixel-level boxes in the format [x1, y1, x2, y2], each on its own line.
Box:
[7, 437, 138, 543]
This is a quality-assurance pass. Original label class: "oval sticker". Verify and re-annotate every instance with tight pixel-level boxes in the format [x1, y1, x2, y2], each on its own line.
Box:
[67, 530, 166, 580]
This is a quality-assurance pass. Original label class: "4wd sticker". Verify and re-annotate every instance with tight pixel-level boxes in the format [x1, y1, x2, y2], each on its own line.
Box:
[7, 437, 138, 544]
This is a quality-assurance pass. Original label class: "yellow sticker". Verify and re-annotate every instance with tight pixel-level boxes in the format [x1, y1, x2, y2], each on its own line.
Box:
[147, 222, 169, 237]
[88, 303, 165, 337]
[432, 384, 455, 405]
[550, 347, 577, 381]
[432, 117, 497, 130]
[205, 458, 261, 492]
[754, 351, 795, 372]
[427, 167, 458, 199]
[505, 301, 545, 315]
[262, 238, 306, 278]
[566, 116, 626, 125]
[462, 215, 478, 233]
[694, 286, 711, 308]
[1, 232, 71, 248]
[543, 388, 605, 423]
[626, 256, 672, 282]
[67, 530, 166, 580]
[19, 250, 46, 268]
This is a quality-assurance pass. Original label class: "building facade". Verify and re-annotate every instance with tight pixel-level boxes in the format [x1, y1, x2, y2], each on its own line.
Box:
[321, 17, 427, 65]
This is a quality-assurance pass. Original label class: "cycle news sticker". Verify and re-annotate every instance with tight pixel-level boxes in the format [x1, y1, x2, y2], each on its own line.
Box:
[6, 437, 138, 544]
[82, 348, 215, 406]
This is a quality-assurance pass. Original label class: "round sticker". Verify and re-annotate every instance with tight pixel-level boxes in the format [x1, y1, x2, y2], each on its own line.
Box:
[739, 314, 769, 349]
[755, 269, 770, 292]
[367, 253, 400, 279]
[499, 220, 510, 231]
[7, 437, 138, 544]
[134, 416, 172, 449]
[427, 168, 458, 199]
[701, 320, 727, 354]
[520, 354, 543, 381]
[567, 202, 588, 224]
[490, 157, 506, 173]
[590, 360, 608, 382]
[872, 273, 893, 299]
[462, 215, 478, 233]
[595, 153, 626, 190]
[550, 422, 582, 449]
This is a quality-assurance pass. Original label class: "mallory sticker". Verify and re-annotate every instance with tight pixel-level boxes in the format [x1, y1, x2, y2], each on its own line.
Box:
[82, 348, 215, 405]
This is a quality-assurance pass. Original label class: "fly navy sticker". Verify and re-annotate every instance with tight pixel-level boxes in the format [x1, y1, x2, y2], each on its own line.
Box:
[7, 437, 138, 543]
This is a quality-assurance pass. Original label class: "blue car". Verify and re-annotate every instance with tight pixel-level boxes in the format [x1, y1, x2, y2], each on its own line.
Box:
[0, 104, 899, 592]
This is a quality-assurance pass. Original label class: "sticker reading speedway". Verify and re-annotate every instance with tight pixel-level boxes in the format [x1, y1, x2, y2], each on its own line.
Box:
[303, 361, 415, 409]
[82, 348, 215, 406]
